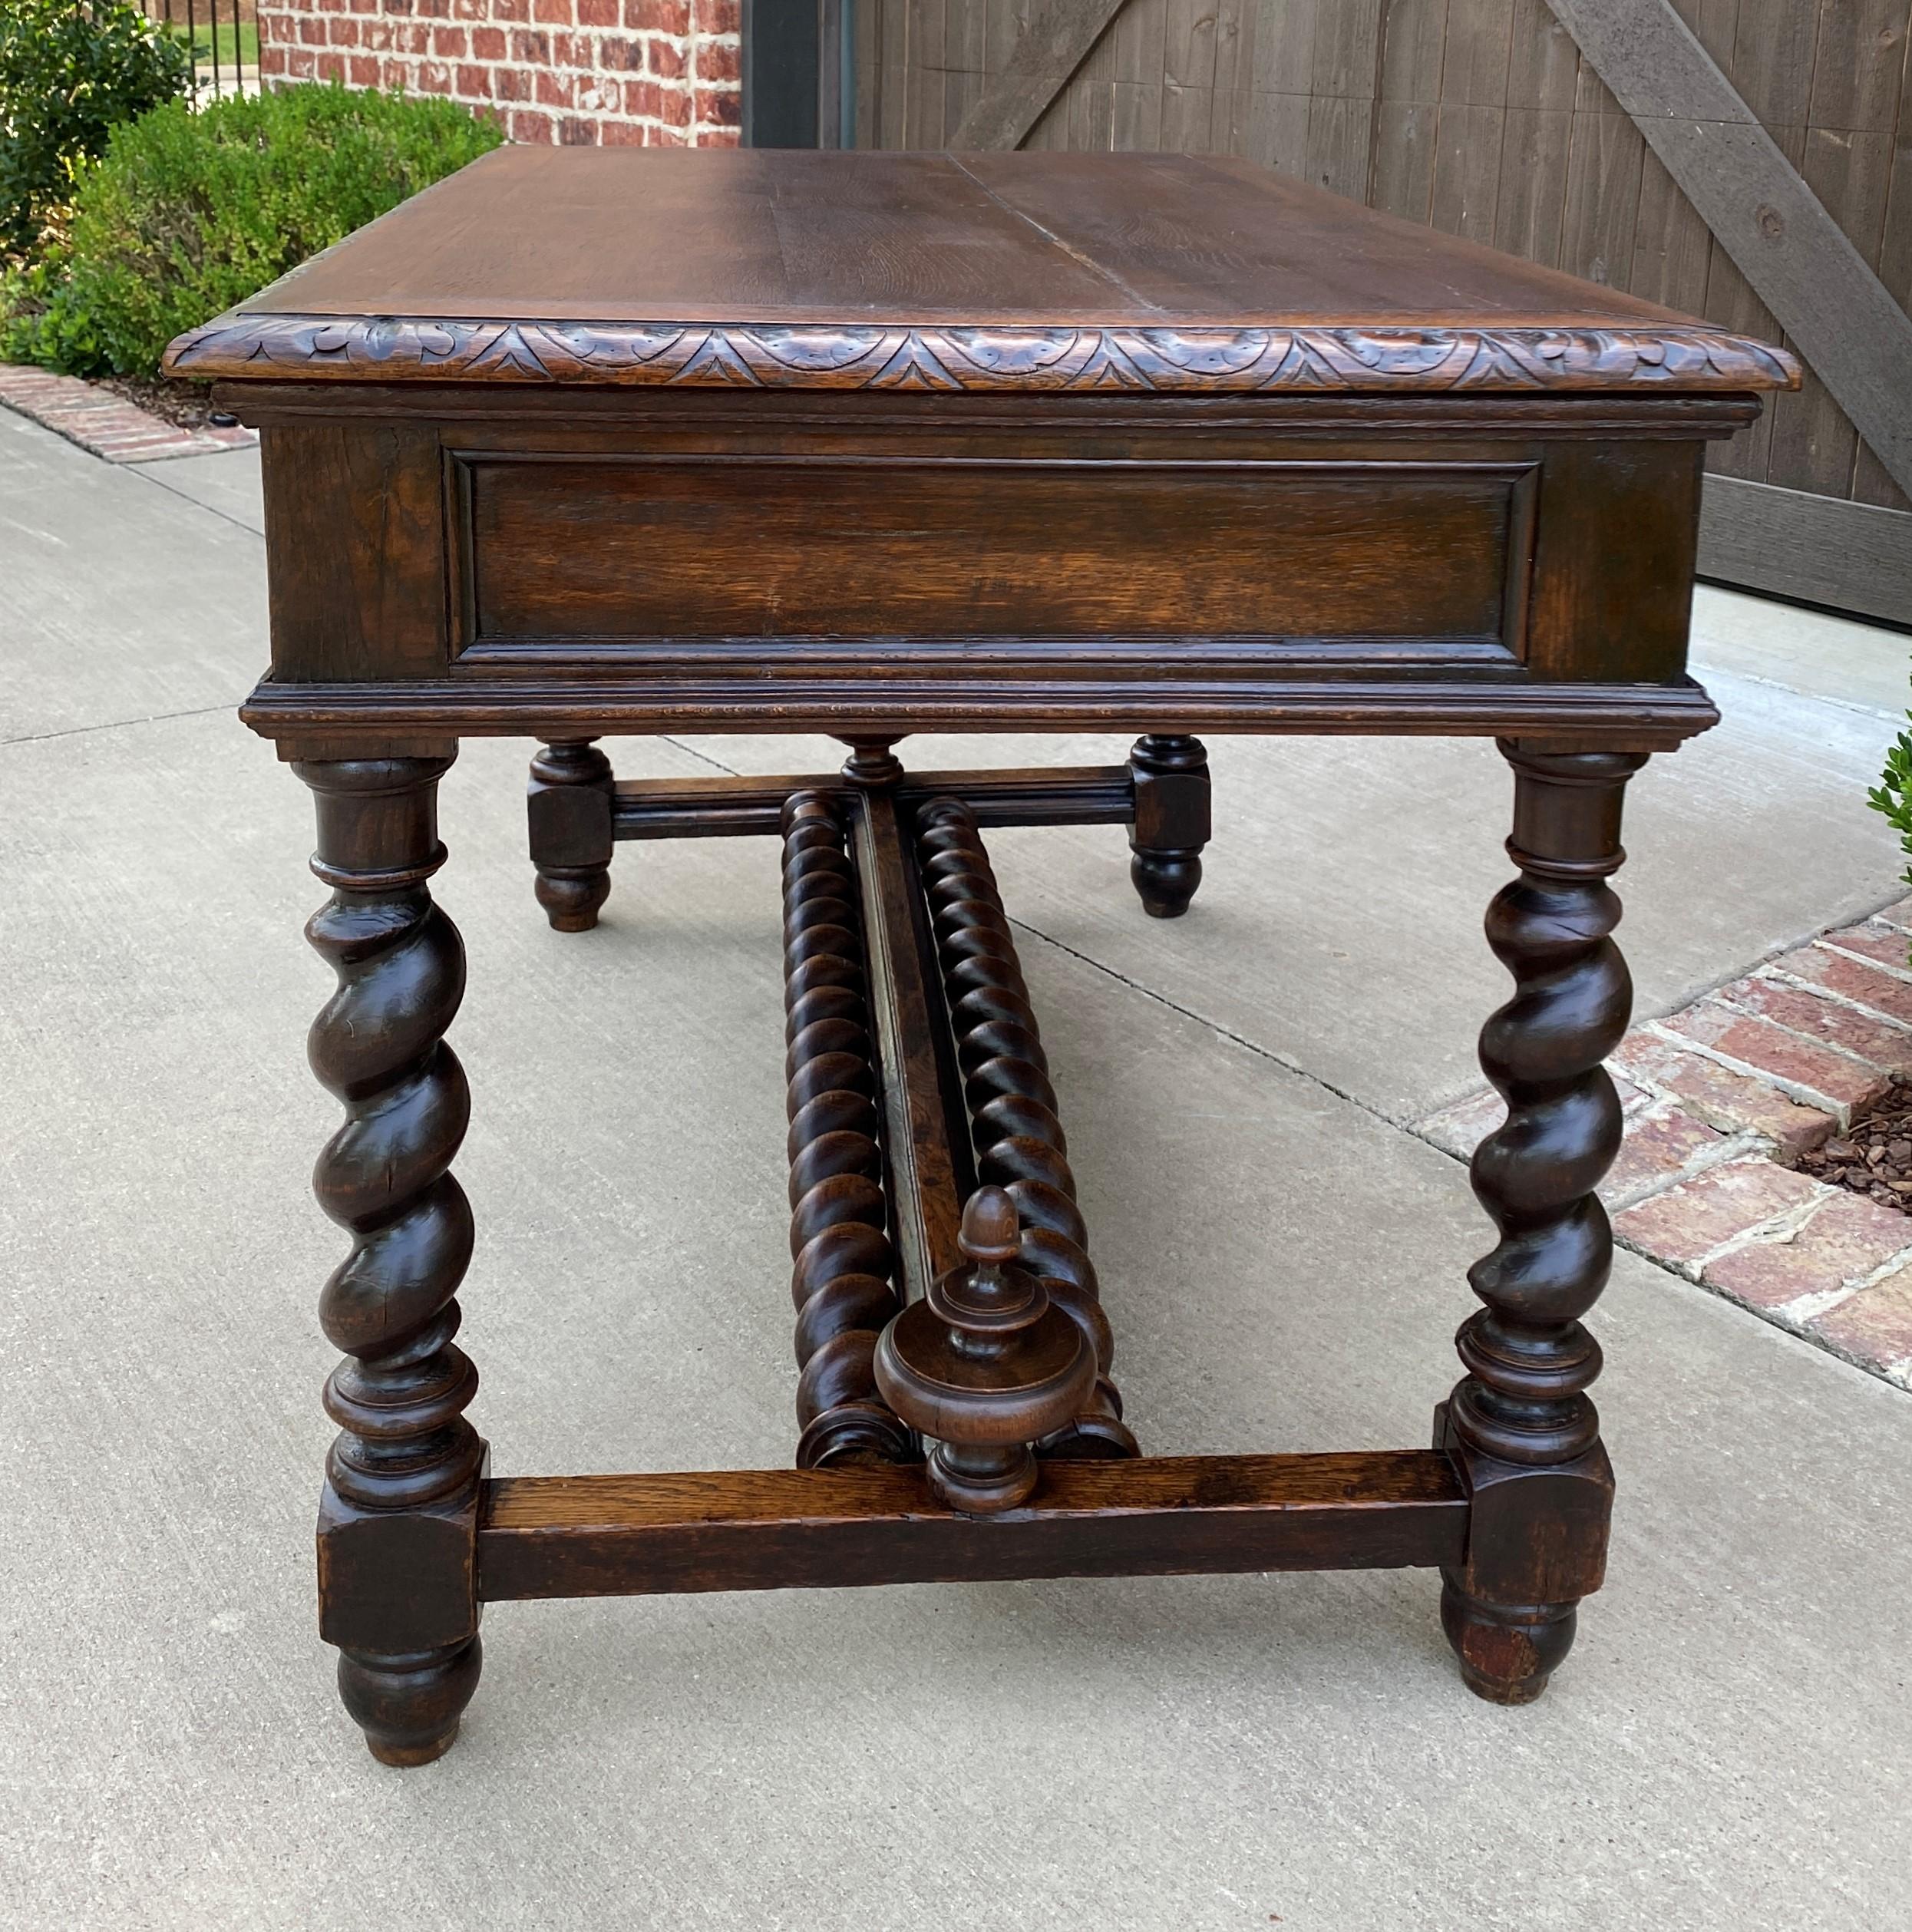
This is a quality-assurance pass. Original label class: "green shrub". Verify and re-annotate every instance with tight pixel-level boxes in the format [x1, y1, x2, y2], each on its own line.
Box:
[0, 0, 188, 261]
[1871, 719, 1912, 937]
[1, 81, 500, 378]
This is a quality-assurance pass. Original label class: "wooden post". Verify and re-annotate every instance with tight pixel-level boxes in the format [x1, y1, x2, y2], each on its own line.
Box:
[1437, 745, 1645, 1704]
[298, 755, 486, 1765]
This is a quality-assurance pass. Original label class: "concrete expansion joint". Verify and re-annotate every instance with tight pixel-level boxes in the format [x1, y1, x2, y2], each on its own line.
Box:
[1711, 663, 1902, 723]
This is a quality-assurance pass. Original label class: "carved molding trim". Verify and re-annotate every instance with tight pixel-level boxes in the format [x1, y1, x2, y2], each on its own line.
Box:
[237, 672, 1724, 748]
[167, 314, 1800, 394]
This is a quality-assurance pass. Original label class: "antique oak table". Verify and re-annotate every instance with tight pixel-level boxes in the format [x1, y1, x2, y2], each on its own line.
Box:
[166, 147, 1795, 1765]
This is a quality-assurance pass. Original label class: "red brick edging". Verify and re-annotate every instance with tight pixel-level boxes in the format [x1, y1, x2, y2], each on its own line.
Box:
[0, 364, 257, 464]
[1419, 900, 1912, 1391]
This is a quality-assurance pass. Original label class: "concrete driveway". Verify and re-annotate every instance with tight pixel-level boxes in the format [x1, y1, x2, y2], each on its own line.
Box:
[3, 408, 1909, 1931]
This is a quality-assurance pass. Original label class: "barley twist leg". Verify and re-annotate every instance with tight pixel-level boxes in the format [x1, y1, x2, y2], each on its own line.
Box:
[299, 756, 485, 1765]
[1438, 745, 1647, 1705]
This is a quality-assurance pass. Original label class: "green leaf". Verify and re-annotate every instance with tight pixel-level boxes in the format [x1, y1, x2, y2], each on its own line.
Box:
[0, 79, 500, 377]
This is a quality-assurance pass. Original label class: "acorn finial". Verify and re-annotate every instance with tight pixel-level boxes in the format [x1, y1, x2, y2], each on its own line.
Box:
[959, 1186, 1020, 1267]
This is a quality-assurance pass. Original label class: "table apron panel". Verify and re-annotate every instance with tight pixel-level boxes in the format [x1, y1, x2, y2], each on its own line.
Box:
[257, 420, 1711, 693]
[448, 454, 1537, 663]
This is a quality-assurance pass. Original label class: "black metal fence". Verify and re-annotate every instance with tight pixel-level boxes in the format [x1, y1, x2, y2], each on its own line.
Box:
[147, 0, 260, 102]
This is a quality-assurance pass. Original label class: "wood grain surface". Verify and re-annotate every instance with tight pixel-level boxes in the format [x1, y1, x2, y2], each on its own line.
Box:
[477, 1451, 1470, 1598]
[163, 148, 1796, 395]
[459, 454, 1526, 647]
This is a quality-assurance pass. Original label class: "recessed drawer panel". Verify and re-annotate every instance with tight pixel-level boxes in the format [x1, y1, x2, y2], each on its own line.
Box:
[455, 454, 1533, 657]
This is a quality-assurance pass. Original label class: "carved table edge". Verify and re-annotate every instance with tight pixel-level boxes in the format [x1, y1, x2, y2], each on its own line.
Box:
[164, 314, 1801, 395]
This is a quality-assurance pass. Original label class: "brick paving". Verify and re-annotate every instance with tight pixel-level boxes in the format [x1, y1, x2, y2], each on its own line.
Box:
[0, 365, 257, 464]
[1656, 999, 1892, 1120]
[1417, 894, 1912, 1392]
[1607, 1028, 1838, 1154]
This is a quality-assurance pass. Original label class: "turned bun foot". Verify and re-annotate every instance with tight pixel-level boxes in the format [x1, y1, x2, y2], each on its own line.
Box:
[1129, 848, 1202, 919]
[534, 866, 611, 932]
[1126, 734, 1210, 919]
[1440, 1580, 1577, 1706]
[338, 1637, 482, 1766]
[369, 1732, 460, 1769]
[528, 740, 616, 932]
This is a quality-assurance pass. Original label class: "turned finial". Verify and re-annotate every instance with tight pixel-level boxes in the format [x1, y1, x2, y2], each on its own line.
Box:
[959, 1186, 1019, 1260]
[874, 1186, 1094, 1515]
[932, 1189, 1029, 1323]
[837, 737, 906, 789]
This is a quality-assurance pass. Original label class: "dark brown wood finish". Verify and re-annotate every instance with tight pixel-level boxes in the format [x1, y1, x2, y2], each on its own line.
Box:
[847, 778, 972, 1303]
[875, 1187, 1097, 1513]
[261, 425, 448, 684]
[527, 756, 1142, 926]
[526, 738, 615, 930]
[916, 795, 1137, 1459]
[298, 756, 485, 1767]
[1127, 734, 1211, 918]
[168, 150, 1796, 394]
[464, 453, 1529, 646]
[179, 150, 1785, 1759]
[239, 388, 1756, 745]
[250, 673, 1721, 747]
[780, 789, 915, 1468]
[1437, 744, 1644, 1703]
[613, 765, 1141, 838]
[478, 1451, 1471, 1600]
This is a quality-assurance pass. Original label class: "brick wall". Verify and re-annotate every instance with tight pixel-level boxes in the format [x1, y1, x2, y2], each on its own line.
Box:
[256, 0, 741, 147]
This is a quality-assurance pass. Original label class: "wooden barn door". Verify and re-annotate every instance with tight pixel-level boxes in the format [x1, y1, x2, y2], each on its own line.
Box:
[840, 0, 1912, 626]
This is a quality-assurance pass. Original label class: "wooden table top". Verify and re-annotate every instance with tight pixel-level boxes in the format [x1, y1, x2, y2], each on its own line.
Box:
[164, 147, 1795, 398]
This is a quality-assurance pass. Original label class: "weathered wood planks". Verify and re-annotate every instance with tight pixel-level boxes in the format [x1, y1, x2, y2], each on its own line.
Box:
[863, 0, 1912, 606]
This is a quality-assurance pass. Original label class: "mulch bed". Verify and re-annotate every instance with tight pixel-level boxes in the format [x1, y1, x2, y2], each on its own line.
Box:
[1798, 1088, 1912, 1213]
[96, 374, 228, 432]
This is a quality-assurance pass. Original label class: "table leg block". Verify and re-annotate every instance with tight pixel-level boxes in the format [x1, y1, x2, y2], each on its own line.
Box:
[528, 739, 616, 930]
[1433, 1407, 1613, 1705]
[320, 1481, 484, 1768]
[1128, 734, 1212, 919]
